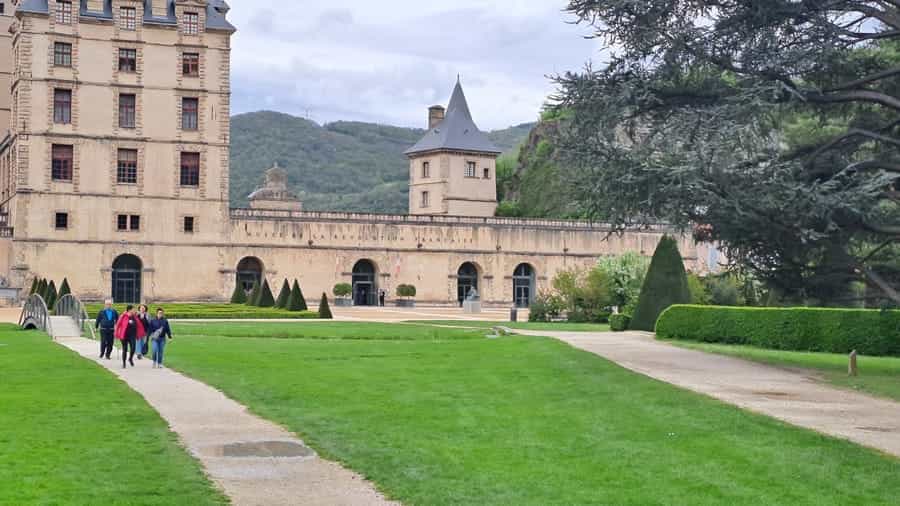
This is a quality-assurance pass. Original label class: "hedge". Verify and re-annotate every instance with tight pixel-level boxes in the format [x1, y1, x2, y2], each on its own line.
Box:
[86, 303, 319, 320]
[656, 305, 900, 357]
[610, 314, 631, 332]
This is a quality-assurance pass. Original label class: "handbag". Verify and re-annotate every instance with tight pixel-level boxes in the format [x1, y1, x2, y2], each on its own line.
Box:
[150, 327, 165, 342]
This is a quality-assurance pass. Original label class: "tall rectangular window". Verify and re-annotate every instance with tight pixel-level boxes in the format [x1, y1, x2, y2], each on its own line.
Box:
[51, 144, 73, 181]
[118, 94, 136, 129]
[117, 214, 128, 231]
[130, 215, 140, 231]
[54, 89, 71, 124]
[181, 97, 198, 130]
[118, 48, 136, 72]
[183, 216, 195, 233]
[483, 167, 491, 179]
[183, 12, 199, 35]
[422, 161, 430, 178]
[55, 1, 72, 25]
[119, 7, 136, 31]
[53, 42, 72, 67]
[464, 161, 477, 178]
[180, 152, 200, 187]
[182, 53, 200, 77]
[55, 212, 69, 230]
[117, 149, 138, 184]
[421, 191, 429, 208]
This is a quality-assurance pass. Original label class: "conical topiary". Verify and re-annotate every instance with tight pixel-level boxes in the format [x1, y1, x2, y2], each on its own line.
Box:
[257, 279, 276, 307]
[247, 279, 261, 307]
[318, 293, 333, 319]
[58, 278, 71, 300]
[38, 278, 48, 299]
[230, 280, 247, 304]
[45, 280, 58, 310]
[29, 277, 38, 295]
[275, 279, 290, 308]
[286, 280, 307, 311]
[630, 235, 692, 331]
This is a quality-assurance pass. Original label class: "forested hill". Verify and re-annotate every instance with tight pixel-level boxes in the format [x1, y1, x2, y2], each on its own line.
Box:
[229, 111, 533, 213]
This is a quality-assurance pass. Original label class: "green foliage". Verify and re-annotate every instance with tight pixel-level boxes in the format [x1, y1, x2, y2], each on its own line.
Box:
[86, 303, 318, 320]
[57, 278, 71, 300]
[396, 284, 417, 298]
[547, 267, 612, 323]
[230, 112, 531, 213]
[528, 291, 565, 322]
[333, 283, 352, 298]
[318, 293, 333, 319]
[631, 236, 692, 331]
[609, 314, 631, 332]
[257, 279, 276, 308]
[230, 281, 247, 304]
[657, 305, 900, 357]
[37, 278, 48, 299]
[287, 280, 308, 311]
[247, 279, 261, 307]
[28, 278, 38, 295]
[706, 275, 745, 306]
[45, 281, 58, 310]
[596, 253, 650, 309]
[495, 154, 518, 202]
[494, 200, 523, 217]
[275, 279, 291, 308]
[687, 273, 710, 305]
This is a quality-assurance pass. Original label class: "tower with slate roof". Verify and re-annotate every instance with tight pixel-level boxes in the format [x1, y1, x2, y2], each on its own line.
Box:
[405, 79, 501, 217]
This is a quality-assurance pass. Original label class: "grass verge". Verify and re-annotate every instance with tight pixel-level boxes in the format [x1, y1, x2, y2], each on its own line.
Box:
[409, 320, 610, 331]
[671, 341, 900, 402]
[166, 323, 900, 505]
[0, 325, 225, 505]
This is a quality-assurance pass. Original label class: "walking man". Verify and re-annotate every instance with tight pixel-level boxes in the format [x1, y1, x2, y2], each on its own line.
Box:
[95, 299, 118, 360]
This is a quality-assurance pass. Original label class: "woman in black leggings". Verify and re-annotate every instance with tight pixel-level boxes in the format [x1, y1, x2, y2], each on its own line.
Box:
[114, 305, 145, 369]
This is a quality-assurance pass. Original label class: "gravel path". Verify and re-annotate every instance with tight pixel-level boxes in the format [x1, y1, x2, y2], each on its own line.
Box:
[518, 330, 900, 458]
[57, 337, 399, 506]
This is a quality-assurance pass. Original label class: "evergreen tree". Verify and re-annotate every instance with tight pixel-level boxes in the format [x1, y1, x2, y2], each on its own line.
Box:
[28, 278, 38, 295]
[318, 293, 333, 319]
[275, 279, 290, 308]
[286, 280, 307, 311]
[230, 280, 247, 304]
[58, 278, 71, 300]
[257, 279, 276, 307]
[247, 279, 261, 307]
[45, 280, 58, 310]
[37, 278, 48, 299]
[630, 236, 692, 331]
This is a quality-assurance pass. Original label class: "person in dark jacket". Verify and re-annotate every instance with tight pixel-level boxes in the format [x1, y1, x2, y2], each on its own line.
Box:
[148, 308, 173, 369]
[114, 305, 144, 369]
[94, 299, 118, 360]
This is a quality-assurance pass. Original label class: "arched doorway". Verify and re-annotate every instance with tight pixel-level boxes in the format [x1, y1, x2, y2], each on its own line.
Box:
[513, 263, 536, 308]
[352, 260, 377, 306]
[236, 257, 264, 294]
[457, 262, 479, 306]
[112, 254, 142, 303]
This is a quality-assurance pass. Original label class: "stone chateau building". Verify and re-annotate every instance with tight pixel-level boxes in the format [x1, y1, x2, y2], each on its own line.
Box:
[0, 0, 719, 306]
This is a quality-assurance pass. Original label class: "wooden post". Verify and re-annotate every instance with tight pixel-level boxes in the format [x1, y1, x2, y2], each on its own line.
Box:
[849, 350, 858, 377]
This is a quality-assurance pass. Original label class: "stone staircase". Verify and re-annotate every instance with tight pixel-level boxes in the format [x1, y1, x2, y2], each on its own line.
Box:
[49, 315, 83, 339]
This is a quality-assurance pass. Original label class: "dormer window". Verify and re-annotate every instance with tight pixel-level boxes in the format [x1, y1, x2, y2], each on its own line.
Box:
[120, 7, 137, 31]
[183, 12, 200, 35]
[55, 1, 73, 25]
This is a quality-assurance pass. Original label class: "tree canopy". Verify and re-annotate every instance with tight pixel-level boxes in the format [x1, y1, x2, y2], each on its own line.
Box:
[556, 0, 900, 305]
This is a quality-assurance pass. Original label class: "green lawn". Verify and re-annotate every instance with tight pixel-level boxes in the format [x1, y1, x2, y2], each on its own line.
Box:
[86, 302, 318, 320]
[166, 322, 900, 505]
[671, 341, 900, 402]
[0, 325, 225, 505]
[176, 321, 489, 340]
[409, 320, 610, 331]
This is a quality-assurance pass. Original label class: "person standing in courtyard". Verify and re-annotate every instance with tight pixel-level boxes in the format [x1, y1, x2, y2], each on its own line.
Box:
[95, 299, 118, 360]
[135, 304, 151, 360]
[148, 308, 172, 369]
[114, 305, 144, 369]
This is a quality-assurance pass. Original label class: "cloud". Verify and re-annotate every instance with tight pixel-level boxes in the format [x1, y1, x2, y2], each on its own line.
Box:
[227, 1, 600, 129]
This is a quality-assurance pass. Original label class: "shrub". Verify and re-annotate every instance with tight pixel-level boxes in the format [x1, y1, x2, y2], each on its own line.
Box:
[610, 314, 631, 332]
[275, 279, 291, 308]
[87, 303, 318, 320]
[58, 278, 71, 300]
[656, 305, 900, 356]
[687, 273, 710, 305]
[45, 281, 58, 310]
[257, 279, 276, 307]
[333, 283, 352, 298]
[631, 236, 692, 331]
[396, 284, 417, 298]
[230, 281, 248, 304]
[318, 293, 333, 319]
[706, 275, 745, 306]
[529, 291, 564, 322]
[287, 280, 308, 311]
[596, 252, 650, 309]
[247, 279, 261, 307]
[28, 278, 38, 295]
[37, 278, 48, 299]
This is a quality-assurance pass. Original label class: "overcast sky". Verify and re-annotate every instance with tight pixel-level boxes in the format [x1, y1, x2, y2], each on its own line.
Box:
[227, 1, 601, 130]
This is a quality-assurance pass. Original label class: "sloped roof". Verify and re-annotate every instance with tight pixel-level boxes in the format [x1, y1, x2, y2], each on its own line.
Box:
[16, 0, 235, 33]
[405, 80, 500, 156]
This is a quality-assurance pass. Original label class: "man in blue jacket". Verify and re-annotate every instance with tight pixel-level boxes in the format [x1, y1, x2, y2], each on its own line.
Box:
[95, 299, 118, 359]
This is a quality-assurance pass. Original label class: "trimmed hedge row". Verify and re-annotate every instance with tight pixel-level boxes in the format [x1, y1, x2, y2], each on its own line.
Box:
[656, 305, 900, 357]
[87, 303, 320, 320]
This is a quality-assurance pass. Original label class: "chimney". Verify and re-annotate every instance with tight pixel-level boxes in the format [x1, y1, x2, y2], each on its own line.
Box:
[428, 105, 445, 130]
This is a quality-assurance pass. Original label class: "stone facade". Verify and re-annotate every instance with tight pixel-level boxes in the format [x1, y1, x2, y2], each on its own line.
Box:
[0, 1, 721, 306]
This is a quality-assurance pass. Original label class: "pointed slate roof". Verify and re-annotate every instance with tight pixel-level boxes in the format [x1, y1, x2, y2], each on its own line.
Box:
[405, 80, 501, 156]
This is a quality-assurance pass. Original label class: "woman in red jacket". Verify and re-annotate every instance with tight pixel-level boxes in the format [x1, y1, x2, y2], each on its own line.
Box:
[114, 305, 145, 369]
